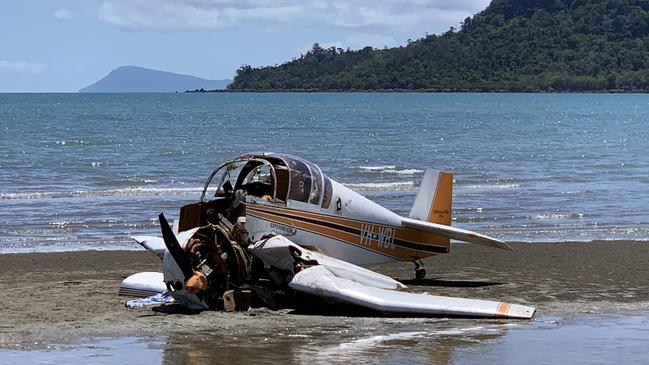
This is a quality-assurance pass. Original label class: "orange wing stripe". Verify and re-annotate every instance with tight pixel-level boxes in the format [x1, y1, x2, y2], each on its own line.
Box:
[496, 302, 511, 318]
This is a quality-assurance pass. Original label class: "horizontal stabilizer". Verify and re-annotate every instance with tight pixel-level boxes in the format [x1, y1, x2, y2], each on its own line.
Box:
[289, 265, 534, 319]
[402, 217, 512, 251]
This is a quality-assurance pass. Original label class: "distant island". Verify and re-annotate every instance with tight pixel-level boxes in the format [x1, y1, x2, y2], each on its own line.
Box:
[229, 0, 649, 92]
[80, 66, 230, 93]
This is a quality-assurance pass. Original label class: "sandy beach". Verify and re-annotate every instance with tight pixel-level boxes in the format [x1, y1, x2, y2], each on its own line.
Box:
[1, 241, 648, 350]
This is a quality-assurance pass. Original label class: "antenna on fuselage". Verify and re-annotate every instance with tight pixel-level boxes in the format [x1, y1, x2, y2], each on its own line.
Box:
[327, 132, 347, 175]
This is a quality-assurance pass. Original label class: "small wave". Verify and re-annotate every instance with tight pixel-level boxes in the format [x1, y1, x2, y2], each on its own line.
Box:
[344, 181, 416, 191]
[338, 331, 428, 350]
[358, 165, 397, 171]
[48, 220, 85, 228]
[55, 140, 88, 146]
[528, 213, 584, 221]
[356, 166, 424, 175]
[0, 187, 202, 200]
[456, 183, 521, 190]
[454, 216, 489, 223]
[389, 168, 424, 175]
[316, 324, 515, 359]
[125, 178, 158, 184]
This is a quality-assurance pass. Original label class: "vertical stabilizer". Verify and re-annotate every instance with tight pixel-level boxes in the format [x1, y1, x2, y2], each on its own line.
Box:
[409, 169, 453, 225]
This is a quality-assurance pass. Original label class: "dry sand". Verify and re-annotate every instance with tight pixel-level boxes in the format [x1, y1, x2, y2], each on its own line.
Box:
[1, 241, 648, 348]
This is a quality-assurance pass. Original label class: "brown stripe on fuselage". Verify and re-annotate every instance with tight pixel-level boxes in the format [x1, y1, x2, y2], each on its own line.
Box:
[257, 203, 451, 248]
[249, 203, 450, 249]
[246, 203, 449, 261]
[247, 209, 403, 261]
[248, 204, 450, 253]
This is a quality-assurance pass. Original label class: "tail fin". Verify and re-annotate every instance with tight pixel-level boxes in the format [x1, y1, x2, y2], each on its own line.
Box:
[409, 169, 453, 225]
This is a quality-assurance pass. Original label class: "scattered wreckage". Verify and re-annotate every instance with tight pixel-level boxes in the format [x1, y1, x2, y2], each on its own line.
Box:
[121, 152, 535, 319]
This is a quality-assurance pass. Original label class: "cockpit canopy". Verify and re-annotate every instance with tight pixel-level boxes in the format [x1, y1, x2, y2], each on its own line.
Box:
[203, 152, 333, 209]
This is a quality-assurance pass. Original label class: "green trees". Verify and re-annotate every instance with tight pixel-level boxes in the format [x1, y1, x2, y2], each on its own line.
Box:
[229, 0, 649, 92]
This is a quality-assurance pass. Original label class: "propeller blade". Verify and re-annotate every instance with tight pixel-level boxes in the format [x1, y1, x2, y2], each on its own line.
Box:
[158, 213, 195, 280]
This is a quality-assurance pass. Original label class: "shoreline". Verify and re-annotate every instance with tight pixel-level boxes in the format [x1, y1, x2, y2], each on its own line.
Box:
[2, 239, 647, 255]
[1, 241, 648, 349]
[187, 88, 649, 93]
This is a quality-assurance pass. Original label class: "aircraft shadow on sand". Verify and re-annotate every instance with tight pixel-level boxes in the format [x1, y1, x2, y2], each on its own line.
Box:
[398, 278, 504, 288]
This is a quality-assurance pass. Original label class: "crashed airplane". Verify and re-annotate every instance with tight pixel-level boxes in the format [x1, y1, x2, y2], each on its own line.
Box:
[123, 152, 535, 319]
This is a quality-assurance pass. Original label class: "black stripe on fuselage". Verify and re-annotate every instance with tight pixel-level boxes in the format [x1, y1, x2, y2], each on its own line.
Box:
[247, 205, 448, 254]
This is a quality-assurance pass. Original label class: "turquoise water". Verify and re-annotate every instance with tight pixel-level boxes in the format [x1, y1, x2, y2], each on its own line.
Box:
[1, 93, 648, 251]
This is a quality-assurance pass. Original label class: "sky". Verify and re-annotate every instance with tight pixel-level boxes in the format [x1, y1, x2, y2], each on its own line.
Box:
[0, 0, 491, 92]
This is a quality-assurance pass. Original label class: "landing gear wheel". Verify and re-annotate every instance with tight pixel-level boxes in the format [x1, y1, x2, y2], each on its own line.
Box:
[414, 259, 426, 279]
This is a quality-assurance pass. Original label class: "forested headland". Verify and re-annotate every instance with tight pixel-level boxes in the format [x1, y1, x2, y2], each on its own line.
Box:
[228, 0, 649, 92]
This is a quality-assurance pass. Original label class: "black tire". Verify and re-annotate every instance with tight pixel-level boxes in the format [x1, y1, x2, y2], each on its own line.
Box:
[415, 268, 426, 279]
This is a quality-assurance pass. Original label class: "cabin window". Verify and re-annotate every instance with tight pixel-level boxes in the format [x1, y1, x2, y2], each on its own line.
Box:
[307, 161, 323, 205]
[322, 176, 333, 209]
[272, 165, 289, 203]
[241, 164, 274, 199]
[286, 159, 312, 203]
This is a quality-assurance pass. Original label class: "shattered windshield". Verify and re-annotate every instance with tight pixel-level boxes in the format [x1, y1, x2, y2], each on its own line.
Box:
[242, 164, 272, 186]
[205, 162, 244, 198]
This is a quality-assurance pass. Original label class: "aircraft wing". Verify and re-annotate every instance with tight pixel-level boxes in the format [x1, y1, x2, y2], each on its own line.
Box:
[131, 228, 200, 259]
[253, 236, 533, 319]
[289, 265, 534, 319]
[131, 236, 166, 258]
[401, 217, 513, 251]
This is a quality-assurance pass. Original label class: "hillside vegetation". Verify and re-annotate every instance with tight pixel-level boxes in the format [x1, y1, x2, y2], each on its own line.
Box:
[229, 0, 649, 91]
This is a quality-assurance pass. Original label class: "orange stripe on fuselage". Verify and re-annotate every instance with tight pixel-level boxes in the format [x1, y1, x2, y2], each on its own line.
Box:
[249, 203, 450, 249]
[246, 203, 449, 261]
[247, 209, 403, 260]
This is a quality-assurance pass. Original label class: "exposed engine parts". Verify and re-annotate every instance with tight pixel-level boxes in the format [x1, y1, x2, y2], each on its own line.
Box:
[161, 214, 255, 311]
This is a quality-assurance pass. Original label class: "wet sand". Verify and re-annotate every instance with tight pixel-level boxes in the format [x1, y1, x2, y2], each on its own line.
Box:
[1, 241, 649, 349]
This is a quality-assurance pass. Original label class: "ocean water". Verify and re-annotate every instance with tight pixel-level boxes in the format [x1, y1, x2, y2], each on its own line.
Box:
[1, 93, 648, 252]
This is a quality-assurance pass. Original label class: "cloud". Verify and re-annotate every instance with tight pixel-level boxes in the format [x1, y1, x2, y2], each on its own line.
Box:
[98, 0, 490, 31]
[54, 8, 74, 20]
[0, 60, 47, 74]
